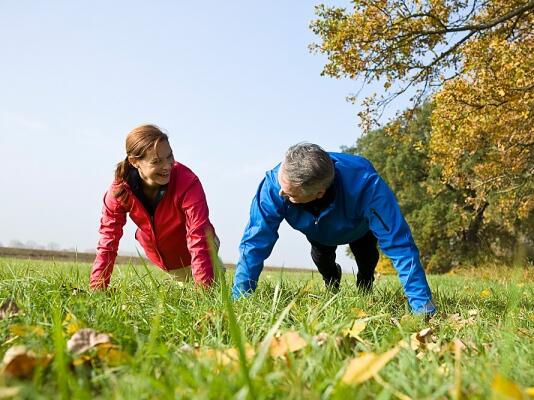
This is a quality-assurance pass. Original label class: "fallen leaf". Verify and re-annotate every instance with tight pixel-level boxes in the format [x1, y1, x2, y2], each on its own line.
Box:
[351, 308, 368, 318]
[416, 327, 432, 340]
[491, 373, 523, 399]
[410, 327, 437, 352]
[0, 386, 22, 398]
[72, 354, 93, 367]
[0, 299, 19, 320]
[96, 343, 130, 366]
[8, 324, 45, 337]
[198, 344, 255, 368]
[177, 343, 196, 353]
[63, 313, 84, 335]
[437, 364, 450, 376]
[341, 346, 400, 385]
[468, 309, 479, 317]
[343, 320, 367, 339]
[270, 331, 308, 358]
[312, 332, 329, 346]
[1, 346, 37, 378]
[67, 329, 111, 354]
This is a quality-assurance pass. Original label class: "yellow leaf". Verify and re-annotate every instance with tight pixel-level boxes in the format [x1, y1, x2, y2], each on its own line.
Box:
[343, 319, 367, 339]
[202, 344, 255, 367]
[96, 344, 130, 366]
[8, 324, 45, 337]
[351, 308, 368, 318]
[63, 313, 84, 335]
[480, 289, 492, 299]
[525, 387, 534, 396]
[270, 331, 308, 358]
[491, 374, 523, 399]
[342, 346, 400, 385]
[72, 354, 93, 367]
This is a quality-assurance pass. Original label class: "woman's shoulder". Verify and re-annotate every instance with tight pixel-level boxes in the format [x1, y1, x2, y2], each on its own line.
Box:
[171, 161, 202, 184]
[102, 179, 133, 210]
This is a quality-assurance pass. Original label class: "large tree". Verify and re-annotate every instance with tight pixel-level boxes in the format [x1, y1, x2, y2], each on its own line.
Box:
[311, 0, 534, 257]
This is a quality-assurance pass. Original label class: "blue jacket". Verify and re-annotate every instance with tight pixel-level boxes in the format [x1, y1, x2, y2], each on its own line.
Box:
[232, 152, 435, 313]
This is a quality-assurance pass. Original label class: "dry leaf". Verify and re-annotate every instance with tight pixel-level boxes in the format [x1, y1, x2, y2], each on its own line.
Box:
[72, 354, 93, 367]
[96, 343, 130, 366]
[312, 332, 329, 346]
[270, 331, 308, 358]
[0, 386, 21, 398]
[341, 346, 400, 385]
[343, 320, 367, 339]
[491, 374, 523, 399]
[1, 346, 37, 378]
[410, 327, 437, 352]
[67, 329, 111, 354]
[63, 313, 84, 335]
[0, 299, 19, 320]
[416, 327, 432, 340]
[351, 308, 368, 318]
[8, 324, 45, 337]
[177, 343, 196, 353]
[468, 309, 479, 317]
[198, 344, 255, 367]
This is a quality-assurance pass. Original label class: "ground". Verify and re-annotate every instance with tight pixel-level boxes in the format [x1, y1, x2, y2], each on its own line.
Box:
[0, 257, 532, 399]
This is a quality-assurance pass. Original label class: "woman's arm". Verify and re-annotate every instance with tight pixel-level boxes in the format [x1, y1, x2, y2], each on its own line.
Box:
[182, 178, 216, 286]
[90, 188, 128, 289]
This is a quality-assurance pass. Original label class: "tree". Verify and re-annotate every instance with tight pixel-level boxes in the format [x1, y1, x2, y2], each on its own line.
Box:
[311, 0, 534, 260]
[345, 102, 531, 271]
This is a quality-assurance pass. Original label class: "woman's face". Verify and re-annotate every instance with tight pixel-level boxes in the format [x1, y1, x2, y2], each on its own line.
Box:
[131, 140, 174, 188]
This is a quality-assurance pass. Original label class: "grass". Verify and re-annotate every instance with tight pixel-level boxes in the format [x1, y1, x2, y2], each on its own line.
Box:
[0, 257, 532, 399]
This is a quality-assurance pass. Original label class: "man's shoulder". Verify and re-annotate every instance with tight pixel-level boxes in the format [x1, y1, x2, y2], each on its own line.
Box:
[329, 152, 376, 174]
[263, 163, 282, 187]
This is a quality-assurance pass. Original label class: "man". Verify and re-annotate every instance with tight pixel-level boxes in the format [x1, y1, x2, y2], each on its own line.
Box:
[232, 143, 435, 314]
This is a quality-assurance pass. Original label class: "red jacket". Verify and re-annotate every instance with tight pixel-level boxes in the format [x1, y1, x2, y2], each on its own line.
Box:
[90, 161, 216, 288]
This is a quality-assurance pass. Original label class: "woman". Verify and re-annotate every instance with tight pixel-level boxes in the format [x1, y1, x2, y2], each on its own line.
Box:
[90, 124, 219, 289]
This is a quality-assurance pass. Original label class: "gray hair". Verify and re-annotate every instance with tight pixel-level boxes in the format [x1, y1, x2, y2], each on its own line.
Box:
[282, 143, 334, 195]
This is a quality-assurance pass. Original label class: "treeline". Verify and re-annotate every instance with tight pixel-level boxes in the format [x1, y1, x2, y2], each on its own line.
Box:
[344, 102, 533, 272]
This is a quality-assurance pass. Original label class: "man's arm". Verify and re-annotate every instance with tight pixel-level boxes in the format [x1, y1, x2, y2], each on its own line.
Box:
[232, 176, 284, 299]
[362, 173, 435, 314]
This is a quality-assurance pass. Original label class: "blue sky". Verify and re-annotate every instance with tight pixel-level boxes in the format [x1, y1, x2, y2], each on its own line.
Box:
[0, 1, 388, 270]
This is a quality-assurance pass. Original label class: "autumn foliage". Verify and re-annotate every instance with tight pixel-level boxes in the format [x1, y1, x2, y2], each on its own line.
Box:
[312, 0, 534, 268]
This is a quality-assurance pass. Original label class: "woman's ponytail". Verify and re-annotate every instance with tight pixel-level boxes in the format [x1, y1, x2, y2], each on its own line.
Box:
[112, 157, 132, 204]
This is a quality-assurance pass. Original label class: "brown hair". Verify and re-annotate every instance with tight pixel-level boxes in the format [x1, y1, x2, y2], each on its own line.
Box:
[113, 124, 169, 203]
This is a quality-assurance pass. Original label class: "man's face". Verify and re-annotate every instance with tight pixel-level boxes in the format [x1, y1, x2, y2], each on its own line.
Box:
[278, 167, 325, 204]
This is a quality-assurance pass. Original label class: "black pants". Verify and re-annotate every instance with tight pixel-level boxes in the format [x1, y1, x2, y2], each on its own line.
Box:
[309, 230, 379, 290]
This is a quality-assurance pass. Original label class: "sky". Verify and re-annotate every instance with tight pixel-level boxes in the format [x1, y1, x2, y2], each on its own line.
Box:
[0, 1, 386, 271]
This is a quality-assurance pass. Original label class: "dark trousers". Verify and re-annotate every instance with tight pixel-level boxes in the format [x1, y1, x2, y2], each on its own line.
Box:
[309, 230, 379, 290]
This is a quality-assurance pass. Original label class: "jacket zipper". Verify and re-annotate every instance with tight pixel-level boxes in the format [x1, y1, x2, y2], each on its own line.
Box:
[371, 208, 390, 232]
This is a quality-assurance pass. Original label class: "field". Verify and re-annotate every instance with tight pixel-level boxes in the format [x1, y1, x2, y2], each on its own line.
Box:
[0, 257, 533, 399]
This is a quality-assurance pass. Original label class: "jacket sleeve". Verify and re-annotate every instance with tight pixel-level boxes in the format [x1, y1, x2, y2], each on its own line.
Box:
[232, 177, 284, 299]
[182, 178, 215, 286]
[362, 173, 435, 314]
[90, 188, 127, 289]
